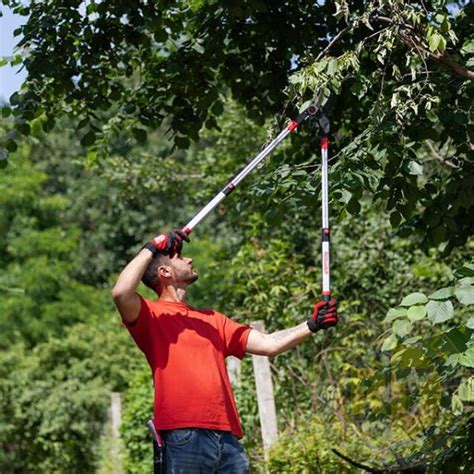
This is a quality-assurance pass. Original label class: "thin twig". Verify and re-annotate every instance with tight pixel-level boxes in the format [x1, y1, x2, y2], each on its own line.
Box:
[426, 140, 460, 169]
[316, 27, 349, 61]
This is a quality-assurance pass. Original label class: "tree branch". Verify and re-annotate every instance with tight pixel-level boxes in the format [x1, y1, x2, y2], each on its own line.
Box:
[425, 140, 460, 169]
[316, 27, 349, 61]
[431, 51, 474, 80]
[375, 16, 474, 81]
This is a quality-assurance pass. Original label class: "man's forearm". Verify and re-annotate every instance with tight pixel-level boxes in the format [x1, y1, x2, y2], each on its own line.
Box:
[112, 248, 153, 299]
[269, 322, 312, 356]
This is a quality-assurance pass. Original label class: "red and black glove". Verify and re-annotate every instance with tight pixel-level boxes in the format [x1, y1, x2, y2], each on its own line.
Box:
[144, 230, 190, 257]
[307, 299, 338, 333]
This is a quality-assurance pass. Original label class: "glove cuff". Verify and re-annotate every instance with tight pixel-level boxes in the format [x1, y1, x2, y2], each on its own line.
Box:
[142, 242, 161, 256]
[307, 319, 320, 333]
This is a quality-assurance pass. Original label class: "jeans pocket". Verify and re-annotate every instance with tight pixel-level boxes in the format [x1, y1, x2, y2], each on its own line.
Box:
[165, 428, 196, 447]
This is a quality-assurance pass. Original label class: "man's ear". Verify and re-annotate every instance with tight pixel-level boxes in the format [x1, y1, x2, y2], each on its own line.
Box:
[158, 265, 172, 279]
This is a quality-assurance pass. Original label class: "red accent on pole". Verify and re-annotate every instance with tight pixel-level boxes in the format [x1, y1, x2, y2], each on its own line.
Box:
[321, 136, 329, 149]
[323, 228, 330, 236]
[182, 226, 192, 235]
[287, 121, 299, 132]
[228, 183, 235, 191]
[322, 291, 331, 296]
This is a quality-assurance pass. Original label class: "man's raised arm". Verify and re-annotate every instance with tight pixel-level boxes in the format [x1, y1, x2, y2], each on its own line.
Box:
[112, 248, 154, 323]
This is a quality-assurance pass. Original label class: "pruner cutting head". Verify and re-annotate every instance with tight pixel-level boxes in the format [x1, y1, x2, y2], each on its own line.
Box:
[306, 90, 324, 117]
[306, 91, 332, 135]
[307, 103, 319, 116]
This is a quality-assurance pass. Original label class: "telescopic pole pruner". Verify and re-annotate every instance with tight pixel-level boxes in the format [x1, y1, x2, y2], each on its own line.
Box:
[180, 93, 329, 236]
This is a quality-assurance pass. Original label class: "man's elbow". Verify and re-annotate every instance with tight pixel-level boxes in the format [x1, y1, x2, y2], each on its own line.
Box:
[264, 339, 279, 357]
[267, 346, 282, 357]
[111, 286, 126, 303]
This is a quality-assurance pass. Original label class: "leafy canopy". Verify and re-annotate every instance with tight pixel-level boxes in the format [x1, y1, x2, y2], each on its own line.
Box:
[1, 0, 473, 250]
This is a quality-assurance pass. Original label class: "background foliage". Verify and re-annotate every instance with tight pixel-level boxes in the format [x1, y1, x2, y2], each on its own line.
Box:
[1, 0, 473, 472]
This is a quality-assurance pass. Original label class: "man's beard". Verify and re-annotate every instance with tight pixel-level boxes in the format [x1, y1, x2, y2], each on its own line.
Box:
[185, 273, 199, 284]
[177, 270, 199, 285]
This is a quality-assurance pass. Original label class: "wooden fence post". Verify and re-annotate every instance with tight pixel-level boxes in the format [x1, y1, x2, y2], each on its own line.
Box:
[250, 320, 278, 459]
[110, 392, 123, 474]
[226, 356, 241, 388]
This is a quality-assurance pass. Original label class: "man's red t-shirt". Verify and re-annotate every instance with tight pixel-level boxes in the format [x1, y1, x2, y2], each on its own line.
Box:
[124, 297, 251, 438]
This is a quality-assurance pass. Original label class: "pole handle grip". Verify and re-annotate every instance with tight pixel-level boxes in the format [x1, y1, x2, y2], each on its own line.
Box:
[322, 293, 331, 303]
[147, 419, 164, 447]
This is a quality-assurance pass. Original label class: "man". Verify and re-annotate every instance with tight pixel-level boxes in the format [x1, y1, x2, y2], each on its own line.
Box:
[112, 230, 337, 473]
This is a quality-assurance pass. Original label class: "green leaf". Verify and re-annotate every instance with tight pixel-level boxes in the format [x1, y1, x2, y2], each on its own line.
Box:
[132, 128, 147, 144]
[6, 139, 17, 153]
[426, 300, 454, 324]
[454, 264, 474, 278]
[400, 292, 428, 306]
[392, 347, 427, 368]
[211, 101, 224, 116]
[445, 353, 460, 368]
[30, 116, 45, 135]
[86, 2, 98, 14]
[9, 91, 20, 105]
[438, 36, 447, 52]
[429, 33, 441, 52]
[389, 211, 401, 227]
[461, 40, 474, 55]
[333, 1, 348, 21]
[10, 54, 22, 66]
[404, 336, 421, 345]
[154, 29, 168, 42]
[451, 394, 463, 415]
[408, 161, 423, 175]
[77, 117, 90, 130]
[393, 319, 413, 337]
[384, 307, 407, 323]
[428, 287, 454, 300]
[457, 377, 474, 402]
[458, 347, 474, 368]
[80, 131, 96, 147]
[346, 197, 361, 215]
[455, 285, 474, 305]
[381, 335, 398, 352]
[175, 136, 190, 149]
[327, 59, 338, 75]
[441, 328, 468, 355]
[407, 305, 426, 321]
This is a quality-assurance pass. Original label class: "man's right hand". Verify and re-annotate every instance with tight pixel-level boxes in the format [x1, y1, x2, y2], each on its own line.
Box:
[149, 230, 190, 257]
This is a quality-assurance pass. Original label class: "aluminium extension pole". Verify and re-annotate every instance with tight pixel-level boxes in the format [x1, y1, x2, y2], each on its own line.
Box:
[180, 94, 327, 236]
[320, 133, 331, 303]
[317, 105, 332, 303]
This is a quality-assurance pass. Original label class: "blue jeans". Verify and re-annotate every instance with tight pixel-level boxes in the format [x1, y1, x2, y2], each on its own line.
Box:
[163, 428, 249, 473]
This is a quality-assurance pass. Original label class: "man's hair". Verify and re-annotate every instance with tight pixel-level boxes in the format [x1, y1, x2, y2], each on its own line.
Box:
[142, 253, 170, 293]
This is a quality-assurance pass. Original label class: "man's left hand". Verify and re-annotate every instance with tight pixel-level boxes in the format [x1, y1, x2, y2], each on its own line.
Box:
[307, 299, 338, 333]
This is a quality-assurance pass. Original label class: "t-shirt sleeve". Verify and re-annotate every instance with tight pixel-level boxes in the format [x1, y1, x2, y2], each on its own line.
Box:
[220, 313, 251, 359]
[122, 295, 154, 355]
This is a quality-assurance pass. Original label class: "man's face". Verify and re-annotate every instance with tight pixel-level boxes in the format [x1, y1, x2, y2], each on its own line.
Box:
[168, 253, 199, 285]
